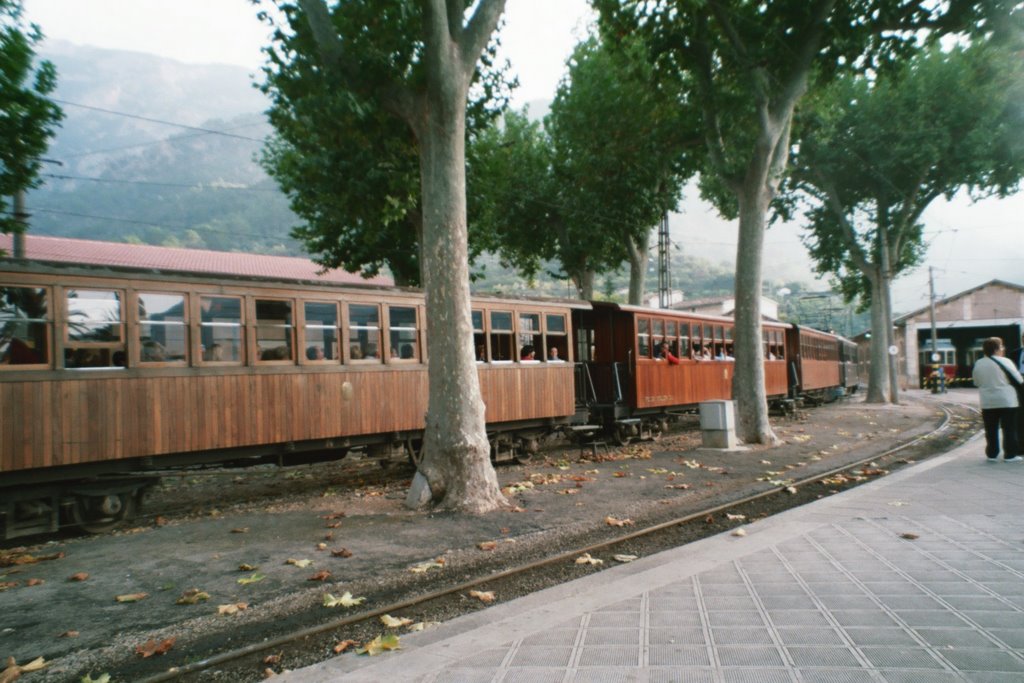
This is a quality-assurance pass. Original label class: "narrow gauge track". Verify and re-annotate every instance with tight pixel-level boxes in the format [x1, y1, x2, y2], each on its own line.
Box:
[132, 401, 969, 683]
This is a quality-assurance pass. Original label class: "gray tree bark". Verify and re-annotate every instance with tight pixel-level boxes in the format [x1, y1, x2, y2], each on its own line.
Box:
[626, 233, 650, 306]
[865, 271, 891, 402]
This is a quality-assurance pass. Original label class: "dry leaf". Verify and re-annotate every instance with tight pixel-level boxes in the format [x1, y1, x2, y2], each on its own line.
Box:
[25, 578, 44, 587]
[330, 548, 353, 558]
[135, 637, 175, 658]
[477, 541, 497, 551]
[264, 654, 282, 665]
[605, 516, 634, 527]
[154, 516, 168, 526]
[665, 483, 690, 490]
[315, 543, 327, 551]
[238, 564, 258, 571]
[726, 513, 746, 521]
[406, 622, 437, 632]
[263, 668, 276, 679]
[80, 674, 111, 683]
[176, 588, 210, 605]
[408, 559, 444, 573]
[230, 527, 249, 534]
[286, 558, 312, 568]
[785, 486, 797, 494]
[237, 573, 265, 585]
[575, 553, 603, 566]
[68, 572, 89, 582]
[322, 511, 347, 520]
[58, 630, 79, 638]
[356, 634, 400, 656]
[323, 591, 365, 608]
[217, 603, 248, 615]
[115, 592, 149, 603]
[613, 554, 638, 563]
[308, 570, 331, 582]
[900, 532, 919, 540]
[731, 528, 747, 537]
[380, 614, 413, 628]
[468, 590, 495, 604]
[333, 639, 358, 654]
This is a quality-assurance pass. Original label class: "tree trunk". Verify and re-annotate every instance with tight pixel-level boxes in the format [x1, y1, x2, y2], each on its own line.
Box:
[626, 233, 649, 306]
[865, 272, 891, 403]
[731, 180, 775, 444]
[574, 269, 596, 300]
[878, 227, 899, 404]
[405, 24, 504, 514]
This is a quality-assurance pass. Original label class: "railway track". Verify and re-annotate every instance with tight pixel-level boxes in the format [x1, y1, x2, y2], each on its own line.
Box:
[124, 399, 971, 683]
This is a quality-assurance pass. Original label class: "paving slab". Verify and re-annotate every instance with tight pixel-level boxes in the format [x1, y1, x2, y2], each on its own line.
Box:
[283, 403, 1024, 683]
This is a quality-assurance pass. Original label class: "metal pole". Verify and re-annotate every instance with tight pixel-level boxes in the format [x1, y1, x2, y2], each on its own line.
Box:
[13, 189, 27, 258]
[657, 213, 670, 308]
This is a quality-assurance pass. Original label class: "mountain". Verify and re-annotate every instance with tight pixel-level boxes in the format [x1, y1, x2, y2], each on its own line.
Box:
[26, 41, 300, 254]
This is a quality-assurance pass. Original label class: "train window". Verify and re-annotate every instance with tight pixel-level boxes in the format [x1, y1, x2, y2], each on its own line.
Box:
[389, 306, 419, 362]
[303, 301, 338, 362]
[65, 289, 124, 369]
[138, 293, 187, 364]
[763, 330, 772, 359]
[199, 296, 243, 363]
[490, 311, 514, 362]
[472, 310, 485, 362]
[544, 313, 567, 362]
[348, 304, 381, 361]
[652, 319, 665, 349]
[0, 286, 49, 368]
[256, 299, 294, 362]
[518, 313, 541, 362]
[638, 318, 651, 358]
[774, 331, 785, 360]
[679, 322, 691, 359]
[723, 326, 734, 359]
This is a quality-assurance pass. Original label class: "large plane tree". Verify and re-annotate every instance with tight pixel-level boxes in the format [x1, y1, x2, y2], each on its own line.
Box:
[791, 44, 1024, 403]
[259, 0, 509, 512]
[594, 0, 1019, 444]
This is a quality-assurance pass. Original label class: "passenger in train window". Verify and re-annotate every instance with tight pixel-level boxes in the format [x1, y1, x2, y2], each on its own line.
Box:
[548, 347, 561, 361]
[204, 343, 224, 361]
[141, 340, 166, 362]
[520, 344, 537, 361]
[306, 345, 325, 361]
[365, 343, 379, 359]
[350, 344, 363, 360]
[400, 343, 415, 359]
[656, 341, 680, 365]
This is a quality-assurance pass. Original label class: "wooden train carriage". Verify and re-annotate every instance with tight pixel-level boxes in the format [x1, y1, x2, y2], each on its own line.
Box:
[839, 338, 862, 392]
[573, 302, 789, 438]
[0, 259, 579, 537]
[785, 324, 843, 396]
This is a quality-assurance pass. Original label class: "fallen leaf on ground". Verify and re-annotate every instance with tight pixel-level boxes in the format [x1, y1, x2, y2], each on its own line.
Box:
[0, 551, 63, 568]
[237, 573, 265, 585]
[154, 516, 168, 526]
[135, 637, 175, 658]
[613, 554, 638, 563]
[900, 532, 919, 540]
[80, 674, 110, 683]
[263, 654, 281, 665]
[322, 511, 347, 520]
[308, 570, 331, 582]
[575, 553, 603, 566]
[380, 614, 413, 628]
[785, 486, 797, 494]
[468, 590, 495, 604]
[477, 541, 497, 551]
[262, 668, 276, 678]
[406, 622, 437, 632]
[315, 543, 327, 551]
[356, 634, 400, 656]
[731, 528, 747, 537]
[605, 516, 634, 527]
[331, 548, 353, 558]
[176, 589, 210, 605]
[726, 513, 746, 521]
[665, 483, 690, 490]
[238, 564, 259, 572]
[333, 639, 358, 654]
[25, 578, 43, 587]
[115, 593, 149, 603]
[286, 558, 312, 568]
[409, 559, 444, 573]
[230, 527, 249, 534]
[59, 631, 79, 638]
[323, 591, 365, 608]
[217, 603, 248, 615]
[68, 572, 89, 582]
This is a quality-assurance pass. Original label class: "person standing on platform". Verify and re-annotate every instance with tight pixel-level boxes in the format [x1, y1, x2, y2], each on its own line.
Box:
[972, 337, 1023, 463]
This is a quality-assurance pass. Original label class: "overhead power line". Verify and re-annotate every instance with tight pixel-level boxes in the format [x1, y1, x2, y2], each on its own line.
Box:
[42, 173, 281, 193]
[52, 98, 266, 142]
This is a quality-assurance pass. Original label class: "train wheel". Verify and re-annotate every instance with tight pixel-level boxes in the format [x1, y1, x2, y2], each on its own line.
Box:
[612, 424, 631, 447]
[72, 492, 135, 534]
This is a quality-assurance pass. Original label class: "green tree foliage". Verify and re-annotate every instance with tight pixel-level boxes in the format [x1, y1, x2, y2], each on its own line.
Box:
[0, 0, 63, 234]
[595, 0, 1019, 440]
[790, 43, 1024, 401]
[256, 1, 512, 286]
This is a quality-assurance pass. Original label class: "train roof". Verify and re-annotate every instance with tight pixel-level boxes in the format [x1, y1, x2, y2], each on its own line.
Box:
[0, 234, 394, 287]
[590, 300, 789, 327]
[789, 323, 856, 344]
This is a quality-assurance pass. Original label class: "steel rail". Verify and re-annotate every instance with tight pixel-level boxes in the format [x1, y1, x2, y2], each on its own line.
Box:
[139, 402, 959, 683]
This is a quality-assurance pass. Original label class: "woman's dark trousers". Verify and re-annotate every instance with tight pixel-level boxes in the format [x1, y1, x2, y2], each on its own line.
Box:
[982, 407, 1019, 458]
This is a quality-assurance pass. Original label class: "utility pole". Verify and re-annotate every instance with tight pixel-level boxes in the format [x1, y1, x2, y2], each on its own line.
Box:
[928, 266, 938, 360]
[12, 189, 27, 258]
[657, 212, 670, 308]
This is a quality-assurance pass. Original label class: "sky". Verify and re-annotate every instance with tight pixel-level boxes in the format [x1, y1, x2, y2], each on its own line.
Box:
[20, 0, 1024, 316]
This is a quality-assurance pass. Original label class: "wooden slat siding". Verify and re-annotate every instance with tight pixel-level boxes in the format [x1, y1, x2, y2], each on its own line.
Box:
[764, 361, 788, 397]
[801, 359, 840, 391]
[478, 365, 574, 423]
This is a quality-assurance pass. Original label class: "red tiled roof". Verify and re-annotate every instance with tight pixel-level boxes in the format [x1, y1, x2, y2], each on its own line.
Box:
[0, 235, 394, 287]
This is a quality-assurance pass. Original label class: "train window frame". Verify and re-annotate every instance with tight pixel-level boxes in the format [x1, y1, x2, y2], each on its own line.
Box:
[136, 291, 188, 366]
[0, 284, 51, 370]
[64, 288, 126, 369]
[472, 309, 486, 362]
[300, 300, 340, 365]
[517, 312, 542, 363]
[637, 318, 651, 359]
[679, 322, 692, 360]
[347, 302, 382, 363]
[544, 313, 568, 362]
[388, 304, 420, 363]
[663, 320, 678, 357]
[489, 310, 514, 363]
[198, 295, 245, 365]
[254, 298, 295, 364]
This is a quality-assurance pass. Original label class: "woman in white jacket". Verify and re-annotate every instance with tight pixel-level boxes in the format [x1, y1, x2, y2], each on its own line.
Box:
[972, 337, 1023, 462]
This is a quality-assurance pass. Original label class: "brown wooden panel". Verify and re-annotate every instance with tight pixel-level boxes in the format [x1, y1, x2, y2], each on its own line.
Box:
[801, 359, 841, 391]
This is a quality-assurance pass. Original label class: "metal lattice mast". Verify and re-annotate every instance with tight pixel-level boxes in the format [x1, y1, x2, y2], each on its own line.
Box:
[658, 213, 670, 308]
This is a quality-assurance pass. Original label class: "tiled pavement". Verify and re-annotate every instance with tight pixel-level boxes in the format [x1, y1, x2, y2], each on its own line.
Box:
[285, 409, 1024, 682]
